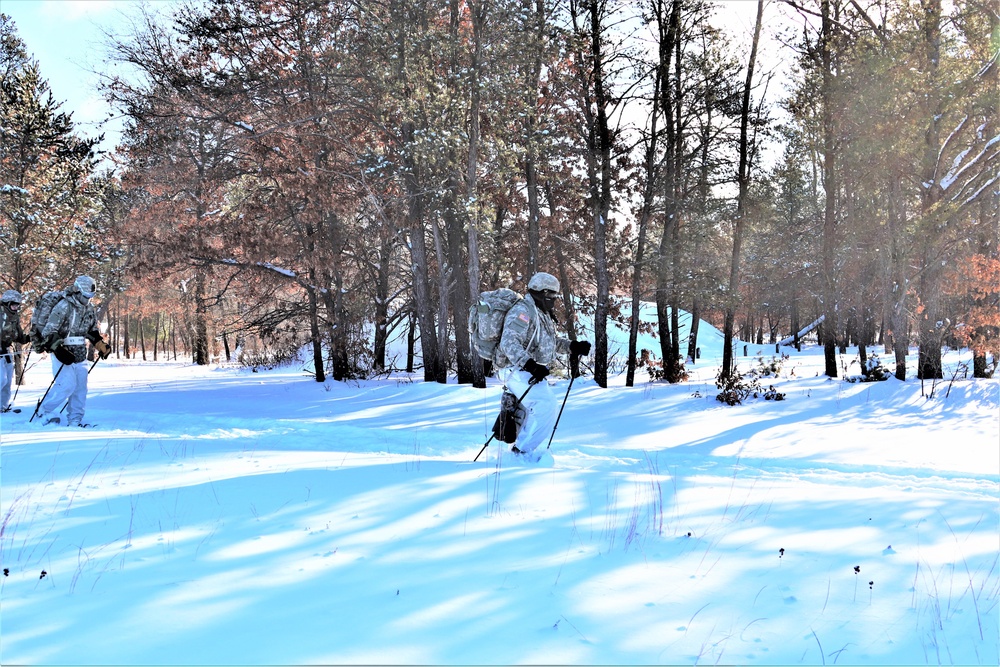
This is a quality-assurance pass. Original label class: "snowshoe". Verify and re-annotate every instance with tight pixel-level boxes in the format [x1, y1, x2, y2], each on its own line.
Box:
[508, 446, 554, 467]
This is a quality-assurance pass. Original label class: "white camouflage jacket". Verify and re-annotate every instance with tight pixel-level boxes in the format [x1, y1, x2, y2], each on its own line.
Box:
[41, 288, 101, 364]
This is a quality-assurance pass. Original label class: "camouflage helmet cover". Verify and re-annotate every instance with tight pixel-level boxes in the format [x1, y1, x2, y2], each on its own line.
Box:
[1, 289, 22, 304]
[526, 272, 560, 293]
[74, 275, 97, 298]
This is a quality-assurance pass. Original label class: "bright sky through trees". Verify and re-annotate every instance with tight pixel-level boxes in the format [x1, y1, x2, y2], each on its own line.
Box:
[2, 0, 782, 159]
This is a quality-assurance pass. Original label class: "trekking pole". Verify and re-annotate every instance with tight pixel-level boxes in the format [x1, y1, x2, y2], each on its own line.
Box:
[7, 346, 31, 409]
[59, 356, 101, 414]
[473, 379, 538, 462]
[546, 354, 580, 450]
[29, 362, 65, 422]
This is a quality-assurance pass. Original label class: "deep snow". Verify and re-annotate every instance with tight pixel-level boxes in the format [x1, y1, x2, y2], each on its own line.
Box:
[1, 313, 997, 665]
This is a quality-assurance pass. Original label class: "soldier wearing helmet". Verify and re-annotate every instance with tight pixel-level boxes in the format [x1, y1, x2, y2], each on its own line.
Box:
[35, 276, 111, 427]
[495, 272, 591, 458]
[1, 290, 30, 412]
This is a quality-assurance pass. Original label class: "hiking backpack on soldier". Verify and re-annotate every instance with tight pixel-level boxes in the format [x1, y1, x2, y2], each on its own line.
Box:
[469, 287, 529, 369]
[29, 290, 67, 353]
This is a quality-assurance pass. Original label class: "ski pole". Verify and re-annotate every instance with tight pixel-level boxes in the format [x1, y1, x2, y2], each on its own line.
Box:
[7, 346, 31, 409]
[546, 354, 580, 450]
[473, 378, 538, 462]
[59, 356, 101, 414]
[29, 362, 65, 422]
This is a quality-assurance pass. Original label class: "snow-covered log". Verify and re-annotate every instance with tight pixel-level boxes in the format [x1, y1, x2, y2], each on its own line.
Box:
[779, 314, 825, 346]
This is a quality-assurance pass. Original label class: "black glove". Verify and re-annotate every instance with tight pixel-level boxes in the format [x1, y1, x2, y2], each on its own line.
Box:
[522, 358, 550, 382]
[570, 340, 592, 357]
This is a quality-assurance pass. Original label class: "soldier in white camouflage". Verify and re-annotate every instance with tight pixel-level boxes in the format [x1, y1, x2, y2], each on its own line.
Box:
[1, 290, 30, 411]
[36, 276, 111, 427]
[496, 272, 591, 457]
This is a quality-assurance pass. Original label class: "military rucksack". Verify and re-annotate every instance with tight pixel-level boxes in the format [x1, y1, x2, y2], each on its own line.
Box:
[29, 290, 66, 352]
[469, 288, 524, 367]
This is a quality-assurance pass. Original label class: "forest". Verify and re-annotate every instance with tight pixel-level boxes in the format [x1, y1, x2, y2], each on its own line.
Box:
[1, 0, 997, 387]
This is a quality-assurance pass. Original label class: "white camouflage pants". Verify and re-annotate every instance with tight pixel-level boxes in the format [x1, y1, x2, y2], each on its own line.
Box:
[1, 353, 14, 409]
[40, 356, 90, 425]
[502, 369, 558, 454]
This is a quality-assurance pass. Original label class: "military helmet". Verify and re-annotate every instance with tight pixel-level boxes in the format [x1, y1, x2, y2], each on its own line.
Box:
[74, 275, 97, 299]
[527, 272, 560, 293]
[1, 289, 22, 305]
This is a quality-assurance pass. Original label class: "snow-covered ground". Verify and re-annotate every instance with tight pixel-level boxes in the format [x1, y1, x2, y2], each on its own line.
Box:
[1, 313, 997, 665]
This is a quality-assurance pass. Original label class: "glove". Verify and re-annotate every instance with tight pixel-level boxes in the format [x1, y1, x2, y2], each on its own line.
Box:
[94, 338, 111, 360]
[47, 337, 64, 354]
[522, 358, 550, 383]
[570, 340, 592, 357]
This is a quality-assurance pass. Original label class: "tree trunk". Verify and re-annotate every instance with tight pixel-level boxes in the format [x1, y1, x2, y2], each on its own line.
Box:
[916, 0, 945, 380]
[820, 0, 838, 378]
[307, 285, 326, 382]
[626, 24, 663, 386]
[687, 298, 701, 363]
[405, 311, 416, 374]
[722, 0, 763, 379]
[431, 219, 451, 383]
[656, 0, 681, 381]
[402, 122, 442, 383]
[193, 274, 210, 366]
[373, 244, 391, 373]
[554, 235, 580, 378]
[887, 175, 909, 379]
[590, 1, 613, 389]
[445, 181, 474, 385]
[464, 0, 489, 389]
[572, 0, 614, 388]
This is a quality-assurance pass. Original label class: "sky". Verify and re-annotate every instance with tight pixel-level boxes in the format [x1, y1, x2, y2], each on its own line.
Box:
[1, 0, 149, 154]
[2, 0, 791, 160]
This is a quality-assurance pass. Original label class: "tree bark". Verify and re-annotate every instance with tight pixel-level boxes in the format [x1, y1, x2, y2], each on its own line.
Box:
[722, 0, 764, 379]
[916, 0, 945, 380]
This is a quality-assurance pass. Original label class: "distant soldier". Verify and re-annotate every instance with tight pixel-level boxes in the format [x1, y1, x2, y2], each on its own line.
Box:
[35, 276, 111, 427]
[1, 290, 30, 412]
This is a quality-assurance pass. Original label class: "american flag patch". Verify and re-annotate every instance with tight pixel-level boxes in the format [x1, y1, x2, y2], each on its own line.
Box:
[518, 313, 531, 324]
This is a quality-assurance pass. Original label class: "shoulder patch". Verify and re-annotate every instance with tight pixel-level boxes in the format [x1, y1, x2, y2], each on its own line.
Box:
[517, 313, 531, 324]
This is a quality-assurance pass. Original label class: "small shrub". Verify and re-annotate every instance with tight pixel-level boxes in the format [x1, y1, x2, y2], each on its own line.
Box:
[645, 354, 690, 383]
[754, 354, 787, 378]
[844, 353, 891, 383]
[763, 385, 785, 401]
[715, 361, 787, 405]
[715, 366, 762, 405]
[239, 347, 301, 371]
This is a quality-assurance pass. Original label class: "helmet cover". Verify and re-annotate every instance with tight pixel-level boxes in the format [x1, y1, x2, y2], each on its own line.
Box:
[74, 276, 97, 299]
[1, 289, 22, 305]
[526, 272, 560, 293]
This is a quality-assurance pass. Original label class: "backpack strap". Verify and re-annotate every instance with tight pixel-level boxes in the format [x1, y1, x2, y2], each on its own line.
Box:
[522, 296, 542, 355]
